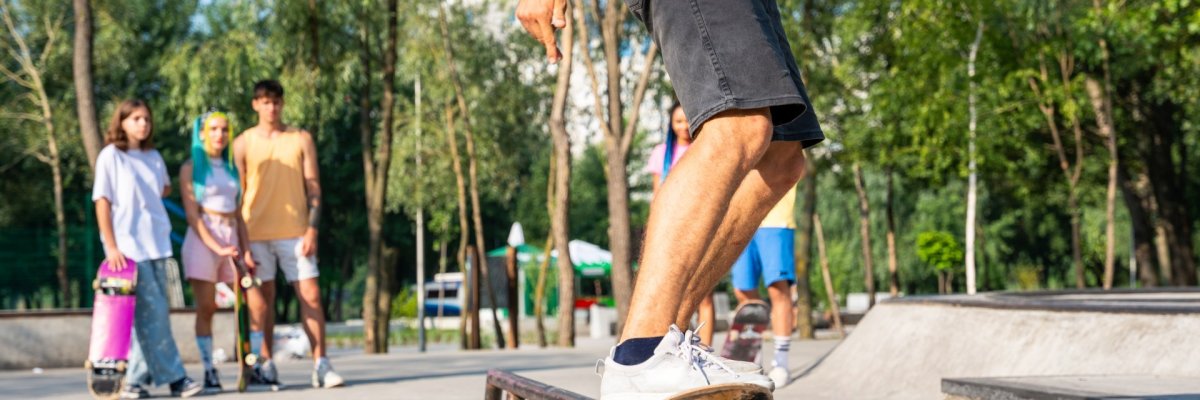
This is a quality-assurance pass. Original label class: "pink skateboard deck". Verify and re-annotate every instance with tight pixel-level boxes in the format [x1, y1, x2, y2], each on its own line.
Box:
[86, 259, 137, 400]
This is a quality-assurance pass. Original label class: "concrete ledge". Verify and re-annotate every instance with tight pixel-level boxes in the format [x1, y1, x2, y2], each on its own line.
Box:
[890, 288, 1200, 314]
[0, 308, 234, 369]
[943, 376, 1200, 400]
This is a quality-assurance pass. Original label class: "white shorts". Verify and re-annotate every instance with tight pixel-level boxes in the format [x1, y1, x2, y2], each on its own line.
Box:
[249, 237, 319, 283]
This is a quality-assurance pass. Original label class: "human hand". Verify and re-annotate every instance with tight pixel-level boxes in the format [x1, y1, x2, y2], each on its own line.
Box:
[105, 245, 128, 271]
[215, 246, 239, 258]
[301, 228, 318, 257]
[516, 0, 569, 63]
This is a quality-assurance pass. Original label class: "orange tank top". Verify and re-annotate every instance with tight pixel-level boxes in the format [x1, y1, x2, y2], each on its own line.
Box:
[242, 129, 309, 241]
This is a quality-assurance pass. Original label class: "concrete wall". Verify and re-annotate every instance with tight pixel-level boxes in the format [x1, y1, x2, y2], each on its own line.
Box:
[790, 302, 1200, 399]
[1, 309, 235, 370]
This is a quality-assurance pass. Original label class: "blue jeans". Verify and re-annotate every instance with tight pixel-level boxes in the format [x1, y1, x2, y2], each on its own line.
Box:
[126, 258, 186, 386]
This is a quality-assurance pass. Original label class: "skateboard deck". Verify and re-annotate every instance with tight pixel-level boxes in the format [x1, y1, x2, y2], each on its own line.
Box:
[86, 259, 137, 400]
[669, 383, 772, 400]
[720, 300, 771, 364]
[232, 258, 260, 392]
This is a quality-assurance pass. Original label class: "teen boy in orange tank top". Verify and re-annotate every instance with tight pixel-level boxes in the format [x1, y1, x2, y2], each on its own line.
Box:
[232, 80, 343, 389]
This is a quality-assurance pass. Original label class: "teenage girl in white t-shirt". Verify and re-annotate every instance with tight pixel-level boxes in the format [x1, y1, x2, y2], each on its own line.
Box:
[179, 111, 255, 393]
[92, 99, 202, 397]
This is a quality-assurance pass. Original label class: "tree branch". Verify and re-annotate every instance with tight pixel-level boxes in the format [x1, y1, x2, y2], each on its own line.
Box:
[572, 0, 613, 139]
[619, 40, 657, 158]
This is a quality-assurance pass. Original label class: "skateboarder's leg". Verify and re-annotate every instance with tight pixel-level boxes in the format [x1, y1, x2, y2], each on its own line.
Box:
[696, 291, 716, 346]
[622, 108, 775, 342]
[131, 259, 188, 386]
[674, 143, 807, 328]
[247, 240, 278, 360]
[191, 280, 217, 336]
[293, 277, 327, 359]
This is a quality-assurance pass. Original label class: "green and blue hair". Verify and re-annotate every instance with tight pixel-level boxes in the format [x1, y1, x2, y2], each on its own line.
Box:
[190, 111, 240, 202]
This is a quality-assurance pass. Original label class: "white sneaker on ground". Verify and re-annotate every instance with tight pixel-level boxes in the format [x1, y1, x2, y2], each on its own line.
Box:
[599, 325, 773, 400]
[313, 361, 345, 388]
[768, 367, 789, 388]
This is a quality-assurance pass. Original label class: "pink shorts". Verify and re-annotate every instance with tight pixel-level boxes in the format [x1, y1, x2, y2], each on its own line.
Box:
[182, 213, 238, 283]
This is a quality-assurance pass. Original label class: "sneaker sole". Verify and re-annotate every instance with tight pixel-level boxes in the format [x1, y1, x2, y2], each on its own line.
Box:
[604, 383, 773, 400]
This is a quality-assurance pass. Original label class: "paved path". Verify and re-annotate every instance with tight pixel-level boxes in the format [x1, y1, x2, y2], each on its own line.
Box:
[4, 334, 841, 399]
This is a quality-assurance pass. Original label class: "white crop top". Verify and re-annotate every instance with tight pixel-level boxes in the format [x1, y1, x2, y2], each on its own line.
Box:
[200, 158, 239, 213]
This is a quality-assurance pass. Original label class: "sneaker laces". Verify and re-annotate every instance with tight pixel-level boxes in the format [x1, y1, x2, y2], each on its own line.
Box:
[676, 324, 737, 384]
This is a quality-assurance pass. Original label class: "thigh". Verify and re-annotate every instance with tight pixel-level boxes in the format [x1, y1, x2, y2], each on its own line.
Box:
[182, 229, 220, 282]
[249, 241, 278, 282]
[756, 228, 796, 286]
[277, 238, 320, 283]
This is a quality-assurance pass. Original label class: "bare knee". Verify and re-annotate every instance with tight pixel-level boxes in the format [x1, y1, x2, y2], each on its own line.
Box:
[760, 142, 807, 192]
[698, 108, 775, 170]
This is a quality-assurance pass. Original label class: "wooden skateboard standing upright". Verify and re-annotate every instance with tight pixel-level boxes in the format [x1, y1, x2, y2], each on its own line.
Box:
[232, 258, 260, 392]
[86, 259, 138, 400]
[720, 300, 771, 364]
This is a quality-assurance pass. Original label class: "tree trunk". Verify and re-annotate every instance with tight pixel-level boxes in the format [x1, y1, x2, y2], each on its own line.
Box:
[361, 0, 398, 354]
[549, 14, 575, 347]
[813, 213, 843, 338]
[1118, 168, 1158, 286]
[436, 3, 505, 347]
[852, 164, 875, 307]
[605, 142, 633, 333]
[46, 102, 69, 308]
[466, 246, 481, 349]
[573, 0, 656, 333]
[535, 234, 552, 348]
[445, 105, 474, 349]
[793, 154, 816, 339]
[965, 21, 983, 295]
[357, 27, 378, 348]
[505, 247, 519, 349]
[1085, 77, 1119, 289]
[72, 0, 101, 170]
[885, 167, 899, 297]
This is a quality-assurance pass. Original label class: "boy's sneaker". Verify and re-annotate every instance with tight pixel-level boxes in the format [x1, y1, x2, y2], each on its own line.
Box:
[312, 361, 345, 388]
[169, 377, 203, 398]
[768, 366, 790, 388]
[203, 368, 222, 393]
[599, 325, 773, 400]
[119, 384, 150, 399]
[251, 360, 285, 391]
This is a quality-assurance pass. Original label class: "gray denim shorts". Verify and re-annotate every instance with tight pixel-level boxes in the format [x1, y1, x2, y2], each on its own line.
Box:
[628, 0, 824, 147]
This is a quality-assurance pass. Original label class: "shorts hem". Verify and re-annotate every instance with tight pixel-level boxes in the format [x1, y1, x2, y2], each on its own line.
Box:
[691, 96, 811, 136]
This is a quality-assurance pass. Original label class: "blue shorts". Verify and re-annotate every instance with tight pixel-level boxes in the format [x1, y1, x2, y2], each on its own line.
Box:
[731, 228, 796, 291]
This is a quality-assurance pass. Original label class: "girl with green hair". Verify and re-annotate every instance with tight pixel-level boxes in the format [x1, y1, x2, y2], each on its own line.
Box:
[179, 111, 254, 394]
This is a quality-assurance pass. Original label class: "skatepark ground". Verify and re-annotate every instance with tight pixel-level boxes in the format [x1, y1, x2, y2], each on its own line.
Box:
[1, 332, 840, 399]
[9, 290, 1200, 399]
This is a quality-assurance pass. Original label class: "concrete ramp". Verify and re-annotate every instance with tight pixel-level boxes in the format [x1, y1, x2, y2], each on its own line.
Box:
[783, 290, 1200, 399]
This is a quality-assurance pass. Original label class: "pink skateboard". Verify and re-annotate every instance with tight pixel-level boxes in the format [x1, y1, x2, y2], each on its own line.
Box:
[85, 259, 137, 400]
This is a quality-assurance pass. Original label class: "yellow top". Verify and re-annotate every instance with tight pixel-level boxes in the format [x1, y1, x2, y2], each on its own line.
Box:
[241, 130, 309, 241]
[760, 186, 798, 229]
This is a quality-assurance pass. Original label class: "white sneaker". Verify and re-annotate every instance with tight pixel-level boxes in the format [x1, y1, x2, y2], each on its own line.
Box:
[683, 328, 762, 375]
[768, 367, 789, 388]
[313, 360, 345, 388]
[599, 325, 773, 400]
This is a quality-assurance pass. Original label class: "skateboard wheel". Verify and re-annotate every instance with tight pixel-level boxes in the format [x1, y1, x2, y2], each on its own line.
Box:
[116, 361, 126, 372]
[92, 279, 100, 291]
[241, 276, 253, 289]
[245, 354, 258, 366]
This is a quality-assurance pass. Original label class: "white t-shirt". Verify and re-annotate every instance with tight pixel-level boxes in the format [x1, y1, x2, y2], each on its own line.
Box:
[92, 144, 174, 262]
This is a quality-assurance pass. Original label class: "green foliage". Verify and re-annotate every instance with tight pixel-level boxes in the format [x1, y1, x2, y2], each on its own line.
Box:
[916, 231, 964, 273]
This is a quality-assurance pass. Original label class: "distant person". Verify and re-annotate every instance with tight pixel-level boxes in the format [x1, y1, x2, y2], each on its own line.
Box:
[233, 80, 343, 389]
[730, 186, 799, 387]
[92, 99, 202, 398]
[646, 101, 717, 347]
[180, 111, 255, 394]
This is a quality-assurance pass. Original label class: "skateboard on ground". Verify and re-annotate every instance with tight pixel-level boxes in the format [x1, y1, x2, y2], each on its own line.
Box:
[669, 383, 772, 400]
[232, 258, 261, 392]
[86, 259, 137, 400]
[720, 300, 771, 364]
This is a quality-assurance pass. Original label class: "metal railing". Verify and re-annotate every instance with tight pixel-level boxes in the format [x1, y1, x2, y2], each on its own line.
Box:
[484, 369, 593, 400]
